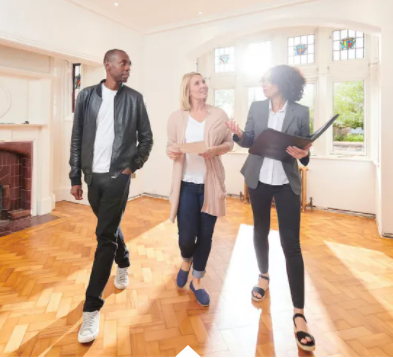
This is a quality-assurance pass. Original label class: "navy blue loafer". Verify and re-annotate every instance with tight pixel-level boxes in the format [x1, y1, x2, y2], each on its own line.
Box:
[176, 264, 191, 288]
[190, 281, 210, 307]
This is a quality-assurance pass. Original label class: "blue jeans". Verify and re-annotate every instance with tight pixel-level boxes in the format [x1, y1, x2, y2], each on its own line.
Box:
[177, 181, 217, 279]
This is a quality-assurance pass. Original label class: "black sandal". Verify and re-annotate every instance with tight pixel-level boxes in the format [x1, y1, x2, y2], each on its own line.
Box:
[293, 313, 316, 352]
[251, 274, 269, 302]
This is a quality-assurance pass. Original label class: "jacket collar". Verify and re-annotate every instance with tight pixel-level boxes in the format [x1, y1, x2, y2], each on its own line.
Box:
[95, 79, 125, 98]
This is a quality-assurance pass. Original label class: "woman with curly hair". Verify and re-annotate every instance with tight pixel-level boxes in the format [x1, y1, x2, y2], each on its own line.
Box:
[226, 65, 315, 352]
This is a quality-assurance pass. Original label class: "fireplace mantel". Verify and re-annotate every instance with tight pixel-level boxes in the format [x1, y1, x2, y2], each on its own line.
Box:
[0, 124, 46, 128]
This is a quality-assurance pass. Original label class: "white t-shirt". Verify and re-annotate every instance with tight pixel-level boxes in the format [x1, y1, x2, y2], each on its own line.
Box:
[259, 100, 290, 185]
[182, 116, 207, 184]
[92, 84, 117, 173]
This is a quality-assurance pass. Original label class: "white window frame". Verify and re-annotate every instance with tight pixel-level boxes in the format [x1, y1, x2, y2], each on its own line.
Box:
[201, 27, 377, 159]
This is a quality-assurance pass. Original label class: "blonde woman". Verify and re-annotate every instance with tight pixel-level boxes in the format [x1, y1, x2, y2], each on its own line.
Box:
[167, 72, 233, 306]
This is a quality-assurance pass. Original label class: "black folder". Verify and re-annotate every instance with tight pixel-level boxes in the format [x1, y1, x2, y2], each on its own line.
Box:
[249, 114, 340, 162]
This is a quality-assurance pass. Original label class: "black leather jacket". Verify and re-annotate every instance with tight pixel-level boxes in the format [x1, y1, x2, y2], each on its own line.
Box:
[69, 80, 153, 186]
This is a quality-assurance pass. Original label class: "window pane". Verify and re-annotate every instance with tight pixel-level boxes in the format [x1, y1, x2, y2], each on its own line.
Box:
[215, 47, 235, 73]
[248, 87, 266, 109]
[244, 41, 272, 76]
[298, 83, 315, 134]
[72, 64, 81, 113]
[332, 81, 364, 154]
[214, 89, 235, 118]
[288, 34, 315, 64]
[333, 29, 364, 61]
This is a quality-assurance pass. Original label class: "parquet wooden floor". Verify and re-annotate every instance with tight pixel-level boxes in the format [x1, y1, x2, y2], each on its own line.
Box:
[0, 197, 393, 357]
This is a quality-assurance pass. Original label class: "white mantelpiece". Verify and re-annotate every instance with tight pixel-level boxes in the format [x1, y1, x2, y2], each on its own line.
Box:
[0, 124, 46, 128]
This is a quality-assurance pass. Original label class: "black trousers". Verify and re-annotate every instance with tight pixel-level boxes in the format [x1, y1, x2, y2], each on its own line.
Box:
[83, 173, 131, 312]
[248, 182, 305, 309]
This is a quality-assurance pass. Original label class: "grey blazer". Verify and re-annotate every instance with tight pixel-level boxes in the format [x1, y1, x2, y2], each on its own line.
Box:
[234, 99, 310, 195]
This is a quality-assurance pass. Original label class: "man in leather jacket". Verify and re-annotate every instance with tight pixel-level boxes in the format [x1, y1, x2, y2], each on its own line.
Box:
[69, 49, 153, 344]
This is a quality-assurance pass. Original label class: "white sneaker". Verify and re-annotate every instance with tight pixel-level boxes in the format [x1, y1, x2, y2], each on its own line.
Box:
[114, 266, 129, 290]
[78, 311, 100, 344]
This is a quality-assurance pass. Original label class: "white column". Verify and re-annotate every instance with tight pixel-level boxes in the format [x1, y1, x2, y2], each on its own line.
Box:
[378, 9, 393, 236]
[314, 27, 330, 156]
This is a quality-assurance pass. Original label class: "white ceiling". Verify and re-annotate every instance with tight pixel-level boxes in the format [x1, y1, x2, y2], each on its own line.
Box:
[68, 0, 302, 34]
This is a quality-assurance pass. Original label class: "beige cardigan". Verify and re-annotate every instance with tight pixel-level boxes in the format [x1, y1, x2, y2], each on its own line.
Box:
[167, 105, 234, 223]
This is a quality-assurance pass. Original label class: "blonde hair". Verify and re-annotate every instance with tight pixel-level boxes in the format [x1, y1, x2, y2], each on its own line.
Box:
[180, 72, 205, 111]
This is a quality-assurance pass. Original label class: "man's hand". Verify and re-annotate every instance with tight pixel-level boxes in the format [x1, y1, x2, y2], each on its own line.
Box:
[199, 147, 218, 159]
[286, 143, 312, 159]
[70, 185, 83, 200]
[122, 167, 133, 175]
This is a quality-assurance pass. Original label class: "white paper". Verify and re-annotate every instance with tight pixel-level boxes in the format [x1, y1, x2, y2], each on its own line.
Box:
[175, 141, 208, 154]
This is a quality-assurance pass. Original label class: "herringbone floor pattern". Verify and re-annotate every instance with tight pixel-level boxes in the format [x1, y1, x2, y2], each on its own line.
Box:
[0, 197, 393, 357]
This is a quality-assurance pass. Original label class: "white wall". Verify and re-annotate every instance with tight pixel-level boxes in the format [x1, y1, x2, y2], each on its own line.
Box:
[307, 159, 375, 214]
[0, 0, 143, 72]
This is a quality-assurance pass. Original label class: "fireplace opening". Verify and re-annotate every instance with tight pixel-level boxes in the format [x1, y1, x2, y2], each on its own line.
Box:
[0, 142, 32, 221]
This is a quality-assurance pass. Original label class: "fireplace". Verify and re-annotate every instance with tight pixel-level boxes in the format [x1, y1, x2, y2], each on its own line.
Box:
[0, 142, 32, 221]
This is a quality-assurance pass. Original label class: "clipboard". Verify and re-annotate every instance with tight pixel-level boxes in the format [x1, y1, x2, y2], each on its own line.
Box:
[249, 114, 340, 162]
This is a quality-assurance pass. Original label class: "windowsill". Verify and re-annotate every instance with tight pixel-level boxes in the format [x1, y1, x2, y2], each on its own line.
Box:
[309, 154, 373, 162]
[228, 150, 374, 163]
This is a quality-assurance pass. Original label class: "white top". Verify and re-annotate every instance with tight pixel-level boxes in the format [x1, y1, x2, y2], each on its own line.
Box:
[259, 100, 290, 185]
[92, 84, 117, 173]
[182, 116, 207, 184]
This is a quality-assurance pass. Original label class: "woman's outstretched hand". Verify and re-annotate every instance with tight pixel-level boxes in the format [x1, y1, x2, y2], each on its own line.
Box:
[225, 120, 243, 139]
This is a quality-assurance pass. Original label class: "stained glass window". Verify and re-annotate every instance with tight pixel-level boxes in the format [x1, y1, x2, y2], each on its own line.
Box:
[332, 81, 365, 154]
[244, 41, 272, 76]
[248, 87, 266, 109]
[288, 35, 315, 65]
[215, 47, 235, 73]
[72, 63, 81, 113]
[214, 89, 235, 118]
[333, 30, 364, 61]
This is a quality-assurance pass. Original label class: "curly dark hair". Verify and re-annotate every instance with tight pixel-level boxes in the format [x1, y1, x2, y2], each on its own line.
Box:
[265, 65, 306, 102]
